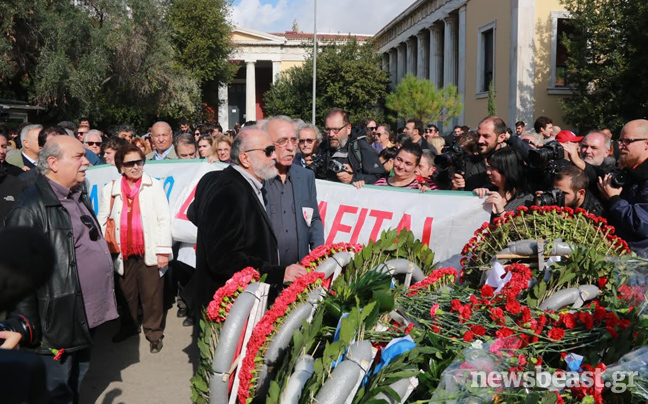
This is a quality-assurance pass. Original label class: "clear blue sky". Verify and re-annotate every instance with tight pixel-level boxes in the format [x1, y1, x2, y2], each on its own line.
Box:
[230, 0, 415, 35]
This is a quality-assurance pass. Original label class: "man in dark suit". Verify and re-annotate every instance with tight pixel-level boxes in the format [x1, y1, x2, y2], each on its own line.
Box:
[262, 116, 324, 265]
[188, 127, 307, 313]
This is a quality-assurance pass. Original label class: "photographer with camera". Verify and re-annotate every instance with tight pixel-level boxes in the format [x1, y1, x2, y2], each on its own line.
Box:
[534, 165, 603, 216]
[599, 119, 648, 257]
[309, 108, 384, 185]
[447, 116, 508, 191]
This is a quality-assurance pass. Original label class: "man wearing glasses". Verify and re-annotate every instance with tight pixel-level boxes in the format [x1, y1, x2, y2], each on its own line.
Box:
[262, 116, 324, 267]
[4, 136, 118, 402]
[599, 119, 648, 257]
[318, 108, 384, 184]
[189, 127, 307, 314]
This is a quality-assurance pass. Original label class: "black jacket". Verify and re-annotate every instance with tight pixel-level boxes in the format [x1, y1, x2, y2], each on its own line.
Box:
[188, 166, 285, 311]
[4, 176, 93, 354]
[314, 127, 385, 184]
[607, 158, 648, 257]
[0, 168, 26, 225]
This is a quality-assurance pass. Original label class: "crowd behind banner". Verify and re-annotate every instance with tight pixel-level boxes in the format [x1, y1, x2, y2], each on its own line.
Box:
[1, 110, 648, 403]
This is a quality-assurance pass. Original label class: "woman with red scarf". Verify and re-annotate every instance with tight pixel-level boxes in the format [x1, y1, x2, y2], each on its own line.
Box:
[97, 144, 172, 353]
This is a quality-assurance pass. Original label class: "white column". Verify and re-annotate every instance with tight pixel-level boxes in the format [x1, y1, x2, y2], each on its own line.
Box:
[443, 15, 458, 88]
[406, 37, 416, 76]
[272, 61, 281, 84]
[218, 84, 229, 130]
[428, 24, 444, 89]
[245, 61, 256, 121]
[416, 31, 429, 80]
[389, 48, 398, 90]
[444, 15, 458, 127]
[397, 43, 407, 84]
[458, 6, 467, 124]
[509, 0, 536, 127]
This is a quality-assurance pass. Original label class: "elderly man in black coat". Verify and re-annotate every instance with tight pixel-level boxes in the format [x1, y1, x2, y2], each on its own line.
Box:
[189, 127, 307, 313]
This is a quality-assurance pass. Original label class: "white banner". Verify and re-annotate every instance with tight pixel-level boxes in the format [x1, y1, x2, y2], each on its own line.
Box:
[85, 160, 490, 264]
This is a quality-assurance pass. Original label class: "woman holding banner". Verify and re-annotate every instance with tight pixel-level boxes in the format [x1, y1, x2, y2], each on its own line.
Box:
[97, 144, 172, 354]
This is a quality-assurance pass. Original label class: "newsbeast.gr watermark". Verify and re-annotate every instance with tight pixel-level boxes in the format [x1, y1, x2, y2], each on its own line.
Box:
[470, 368, 638, 393]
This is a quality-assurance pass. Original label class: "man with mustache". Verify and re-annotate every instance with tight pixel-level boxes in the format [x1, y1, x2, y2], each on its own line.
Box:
[262, 116, 324, 266]
[5, 136, 118, 403]
[599, 119, 648, 257]
[188, 127, 307, 314]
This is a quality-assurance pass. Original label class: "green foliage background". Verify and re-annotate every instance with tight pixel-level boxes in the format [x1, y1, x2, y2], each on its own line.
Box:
[263, 38, 391, 125]
[561, 0, 648, 134]
[0, 0, 233, 130]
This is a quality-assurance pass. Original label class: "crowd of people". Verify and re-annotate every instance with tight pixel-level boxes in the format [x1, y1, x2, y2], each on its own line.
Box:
[1, 108, 648, 403]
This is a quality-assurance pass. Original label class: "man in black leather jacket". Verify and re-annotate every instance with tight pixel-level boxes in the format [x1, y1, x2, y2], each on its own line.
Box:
[4, 136, 117, 404]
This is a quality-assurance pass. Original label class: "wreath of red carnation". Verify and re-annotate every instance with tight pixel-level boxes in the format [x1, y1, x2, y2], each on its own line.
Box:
[206, 267, 260, 323]
[300, 242, 363, 271]
[237, 271, 325, 404]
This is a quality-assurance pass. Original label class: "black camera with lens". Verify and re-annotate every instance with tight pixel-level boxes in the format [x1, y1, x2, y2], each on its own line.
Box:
[608, 168, 629, 189]
[0, 315, 33, 345]
[536, 188, 566, 207]
[306, 153, 327, 175]
[528, 141, 565, 169]
[434, 143, 467, 173]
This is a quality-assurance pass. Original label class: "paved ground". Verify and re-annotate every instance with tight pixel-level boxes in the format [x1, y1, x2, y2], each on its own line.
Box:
[79, 311, 197, 404]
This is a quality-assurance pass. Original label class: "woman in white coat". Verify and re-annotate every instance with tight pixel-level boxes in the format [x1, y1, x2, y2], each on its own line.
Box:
[97, 143, 172, 353]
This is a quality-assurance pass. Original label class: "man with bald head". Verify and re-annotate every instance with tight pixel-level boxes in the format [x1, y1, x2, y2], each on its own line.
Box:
[599, 119, 648, 257]
[146, 121, 178, 160]
[262, 116, 323, 266]
[5, 136, 118, 402]
[188, 126, 307, 314]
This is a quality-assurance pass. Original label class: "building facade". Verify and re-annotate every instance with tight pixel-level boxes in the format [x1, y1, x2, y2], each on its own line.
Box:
[220, 28, 370, 130]
[373, 0, 571, 131]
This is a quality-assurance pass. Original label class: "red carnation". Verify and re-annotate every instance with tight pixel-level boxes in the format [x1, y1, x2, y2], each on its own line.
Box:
[496, 327, 515, 339]
[597, 277, 608, 289]
[505, 300, 522, 315]
[560, 313, 577, 329]
[547, 327, 565, 341]
[578, 312, 594, 330]
[463, 331, 474, 342]
[481, 284, 495, 298]
[53, 348, 65, 361]
[471, 325, 487, 336]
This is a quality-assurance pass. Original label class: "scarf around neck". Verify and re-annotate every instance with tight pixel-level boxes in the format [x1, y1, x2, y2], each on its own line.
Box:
[120, 176, 145, 258]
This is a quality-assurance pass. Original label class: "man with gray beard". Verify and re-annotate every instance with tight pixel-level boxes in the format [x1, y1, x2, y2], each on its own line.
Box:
[188, 127, 307, 313]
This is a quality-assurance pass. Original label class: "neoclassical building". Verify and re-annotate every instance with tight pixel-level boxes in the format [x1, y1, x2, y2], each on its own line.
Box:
[373, 0, 571, 130]
[219, 28, 370, 130]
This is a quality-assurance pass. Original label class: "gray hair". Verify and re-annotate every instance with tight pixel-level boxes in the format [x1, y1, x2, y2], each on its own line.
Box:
[56, 121, 77, 133]
[421, 149, 436, 166]
[37, 139, 63, 175]
[20, 124, 43, 143]
[230, 127, 263, 166]
[261, 115, 294, 132]
[83, 129, 102, 143]
[584, 131, 611, 151]
[297, 123, 323, 143]
[174, 132, 195, 148]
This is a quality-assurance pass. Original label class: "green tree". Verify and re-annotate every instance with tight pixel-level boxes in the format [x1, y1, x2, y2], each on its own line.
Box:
[263, 38, 390, 125]
[561, 0, 648, 133]
[385, 74, 462, 124]
[167, 0, 235, 86]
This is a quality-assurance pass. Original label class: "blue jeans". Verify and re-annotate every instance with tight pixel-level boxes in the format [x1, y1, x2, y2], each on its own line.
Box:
[40, 346, 92, 404]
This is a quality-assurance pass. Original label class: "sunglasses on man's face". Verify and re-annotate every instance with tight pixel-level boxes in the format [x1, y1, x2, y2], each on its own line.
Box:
[299, 138, 316, 145]
[244, 145, 276, 157]
[80, 215, 99, 241]
[123, 159, 144, 168]
[367, 126, 377, 131]
[85, 141, 102, 147]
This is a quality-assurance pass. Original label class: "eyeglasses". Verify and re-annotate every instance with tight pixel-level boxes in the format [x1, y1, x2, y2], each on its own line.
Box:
[426, 129, 437, 133]
[274, 137, 298, 147]
[324, 125, 348, 134]
[299, 138, 316, 145]
[366, 126, 377, 131]
[244, 145, 276, 157]
[80, 215, 99, 241]
[123, 159, 144, 168]
[85, 141, 102, 147]
[619, 138, 648, 146]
